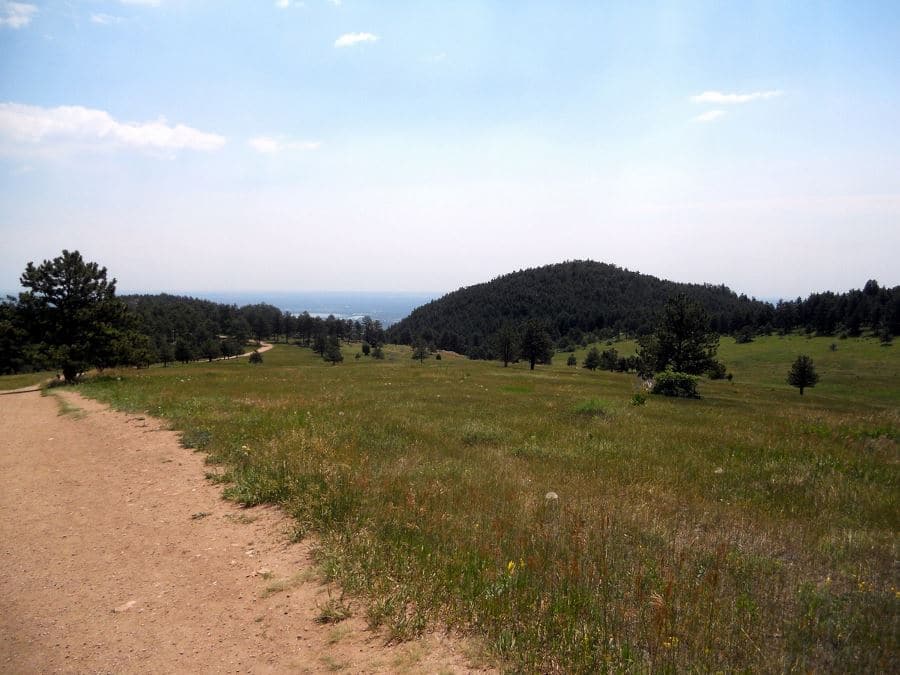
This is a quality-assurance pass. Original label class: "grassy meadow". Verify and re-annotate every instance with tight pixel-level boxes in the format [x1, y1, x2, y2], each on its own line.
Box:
[45, 335, 899, 672]
[0, 370, 54, 391]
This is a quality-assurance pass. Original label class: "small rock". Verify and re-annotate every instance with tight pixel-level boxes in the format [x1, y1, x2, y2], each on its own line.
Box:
[113, 600, 137, 613]
[256, 568, 272, 577]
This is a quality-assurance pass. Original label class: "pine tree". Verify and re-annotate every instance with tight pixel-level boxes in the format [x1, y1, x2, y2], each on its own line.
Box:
[638, 294, 719, 375]
[17, 250, 141, 382]
[412, 338, 429, 363]
[520, 320, 553, 370]
[582, 346, 600, 370]
[323, 337, 343, 365]
[787, 355, 819, 395]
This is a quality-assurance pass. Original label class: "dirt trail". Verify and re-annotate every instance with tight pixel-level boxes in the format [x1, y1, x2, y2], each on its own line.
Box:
[0, 388, 487, 674]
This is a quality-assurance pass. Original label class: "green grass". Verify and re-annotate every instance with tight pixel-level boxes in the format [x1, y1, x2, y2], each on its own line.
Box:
[0, 370, 55, 391]
[77, 336, 899, 672]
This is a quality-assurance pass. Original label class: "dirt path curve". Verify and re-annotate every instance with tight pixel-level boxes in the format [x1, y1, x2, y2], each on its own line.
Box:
[237, 342, 274, 358]
[0, 389, 487, 674]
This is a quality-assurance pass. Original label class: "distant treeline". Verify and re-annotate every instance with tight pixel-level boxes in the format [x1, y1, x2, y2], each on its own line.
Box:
[1, 292, 386, 374]
[387, 261, 899, 357]
[121, 294, 386, 363]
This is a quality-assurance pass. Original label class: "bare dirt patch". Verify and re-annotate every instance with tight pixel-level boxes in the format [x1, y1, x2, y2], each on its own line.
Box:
[0, 388, 489, 674]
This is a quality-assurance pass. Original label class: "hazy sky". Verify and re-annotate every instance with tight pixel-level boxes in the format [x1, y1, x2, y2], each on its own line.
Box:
[1, 1, 898, 299]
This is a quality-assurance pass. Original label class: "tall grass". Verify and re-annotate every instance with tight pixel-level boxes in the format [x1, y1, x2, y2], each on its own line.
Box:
[78, 336, 899, 672]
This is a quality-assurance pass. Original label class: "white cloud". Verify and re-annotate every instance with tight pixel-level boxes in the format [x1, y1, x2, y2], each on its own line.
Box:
[119, 0, 161, 6]
[328, 0, 342, 6]
[334, 32, 378, 48]
[694, 110, 726, 123]
[276, 0, 305, 8]
[0, 2, 37, 29]
[0, 103, 226, 155]
[248, 136, 321, 154]
[691, 90, 783, 104]
[91, 13, 124, 25]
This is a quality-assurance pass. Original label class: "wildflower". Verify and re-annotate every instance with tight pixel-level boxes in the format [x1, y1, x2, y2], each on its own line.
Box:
[507, 560, 516, 575]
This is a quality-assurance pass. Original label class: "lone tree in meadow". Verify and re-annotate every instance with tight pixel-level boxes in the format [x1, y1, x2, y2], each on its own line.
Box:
[787, 354, 819, 395]
[248, 349, 264, 364]
[412, 338, 429, 363]
[16, 250, 141, 382]
[638, 293, 719, 375]
[519, 319, 554, 370]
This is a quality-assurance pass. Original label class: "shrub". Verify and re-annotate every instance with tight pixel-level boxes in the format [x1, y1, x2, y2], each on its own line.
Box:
[435, 353, 442, 360]
[706, 360, 727, 380]
[248, 350, 263, 365]
[631, 392, 647, 406]
[651, 370, 700, 398]
[735, 327, 754, 344]
[566, 354, 577, 366]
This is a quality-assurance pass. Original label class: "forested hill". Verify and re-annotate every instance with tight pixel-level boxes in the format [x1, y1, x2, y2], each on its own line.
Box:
[387, 261, 770, 354]
[386, 261, 899, 356]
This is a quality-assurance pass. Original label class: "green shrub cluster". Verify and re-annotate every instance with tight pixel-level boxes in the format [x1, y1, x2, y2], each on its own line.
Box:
[651, 370, 700, 398]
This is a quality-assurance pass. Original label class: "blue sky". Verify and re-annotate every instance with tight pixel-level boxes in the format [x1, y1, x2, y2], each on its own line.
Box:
[1, 1, 898, 298]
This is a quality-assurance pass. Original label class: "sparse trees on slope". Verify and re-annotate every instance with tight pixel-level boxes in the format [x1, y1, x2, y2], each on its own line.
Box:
[788, 355, 819, 395]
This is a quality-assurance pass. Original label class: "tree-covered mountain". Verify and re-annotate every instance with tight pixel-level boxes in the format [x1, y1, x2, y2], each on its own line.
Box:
[387, 261, 898, 356]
